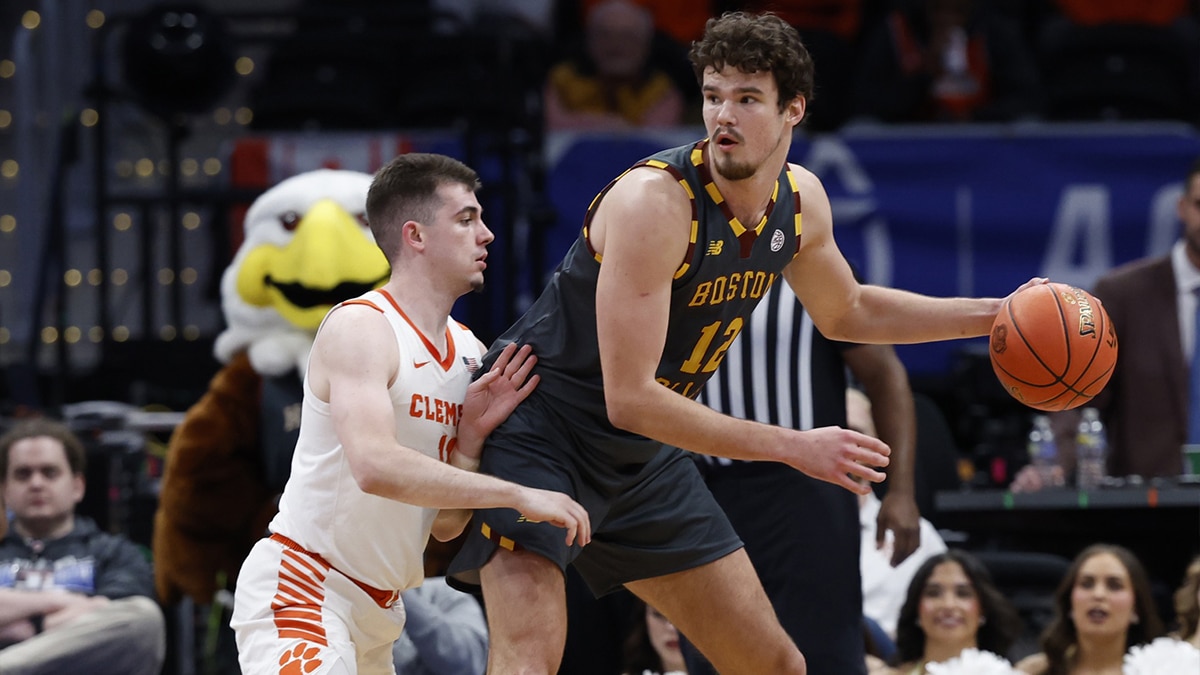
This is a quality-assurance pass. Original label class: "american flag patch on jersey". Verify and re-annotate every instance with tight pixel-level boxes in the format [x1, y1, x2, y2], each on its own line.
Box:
[462, 356, 480, 373]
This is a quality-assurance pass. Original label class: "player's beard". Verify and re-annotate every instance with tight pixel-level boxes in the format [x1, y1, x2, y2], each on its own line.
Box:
[713, 155, 755, 181]
[712, 131, 786, 181]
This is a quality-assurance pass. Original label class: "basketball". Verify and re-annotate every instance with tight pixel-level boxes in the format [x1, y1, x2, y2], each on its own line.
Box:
[989, 282, 1118, 411]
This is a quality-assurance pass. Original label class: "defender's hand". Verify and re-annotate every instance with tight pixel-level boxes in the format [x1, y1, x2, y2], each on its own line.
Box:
[514, 487, 592, 548]
[458, 343, 540, 454]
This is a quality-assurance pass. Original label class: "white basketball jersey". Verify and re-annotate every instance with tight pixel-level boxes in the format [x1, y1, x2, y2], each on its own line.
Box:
[269, 288, 483, 592]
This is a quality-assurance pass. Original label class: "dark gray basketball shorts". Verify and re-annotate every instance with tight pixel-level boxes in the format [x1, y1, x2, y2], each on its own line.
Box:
[447, 394, 743, 597]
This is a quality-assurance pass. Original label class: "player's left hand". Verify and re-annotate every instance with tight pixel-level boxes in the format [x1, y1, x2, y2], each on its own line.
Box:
[458, 343, 540, 454]
[783, 426, 890, 495]
[876, 491, 921, 566]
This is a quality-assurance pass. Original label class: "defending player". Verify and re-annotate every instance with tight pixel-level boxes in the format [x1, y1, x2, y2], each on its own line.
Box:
[230, 153, 590, 674]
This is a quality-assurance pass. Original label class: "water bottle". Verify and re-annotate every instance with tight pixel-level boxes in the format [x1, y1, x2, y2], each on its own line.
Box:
[1076, 408, 1108, 490]
[1027, 415, 1061, 487]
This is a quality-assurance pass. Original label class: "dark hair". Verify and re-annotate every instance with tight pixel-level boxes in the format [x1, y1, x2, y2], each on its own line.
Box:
[1189, 156, 1200, 184]
[1176, 556, 1200, 642]
[688, 11, 815, 112]
[365, 153, 481, 259]
[0, 418, 88, 479]
[893, 550, 1023, 665]
[621, 598, 664, 675]
[1039, 544, 1164, 675]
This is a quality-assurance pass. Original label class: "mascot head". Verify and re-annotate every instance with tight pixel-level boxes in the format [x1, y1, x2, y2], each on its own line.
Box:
[214, 169, 390, 375]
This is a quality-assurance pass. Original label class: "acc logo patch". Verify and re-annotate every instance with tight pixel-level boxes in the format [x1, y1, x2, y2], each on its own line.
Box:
[770, 229, 785, 252]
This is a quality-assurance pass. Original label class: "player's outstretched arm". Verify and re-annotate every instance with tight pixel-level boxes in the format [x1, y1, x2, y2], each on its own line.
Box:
[313, 306, 590, 546]
[782, 164, 1047, 345]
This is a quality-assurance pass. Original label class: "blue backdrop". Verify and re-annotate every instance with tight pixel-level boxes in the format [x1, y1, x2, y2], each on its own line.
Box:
[541, 123, 1200, 376]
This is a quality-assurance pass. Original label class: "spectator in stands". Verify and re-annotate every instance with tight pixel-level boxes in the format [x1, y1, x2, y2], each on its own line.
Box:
[1173, 555, 1200, 649]
[1035, 0, 1199, 122]
[854, 0, 1039, 123]
[1012, 155, 1200, 491]
[621, 597, 688, 675]
[850, 387, 949, 643]
[544, 0, 686, 130]
[1015, 543, 1164, 674]
[392, 575, 488, 675]
[0, 418, 165, 675]
[579, 0, 712, 46]
[889, 549, 1022, 673]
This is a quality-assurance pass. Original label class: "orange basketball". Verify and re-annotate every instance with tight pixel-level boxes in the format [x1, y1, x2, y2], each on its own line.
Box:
[989, 282, 1118, 411]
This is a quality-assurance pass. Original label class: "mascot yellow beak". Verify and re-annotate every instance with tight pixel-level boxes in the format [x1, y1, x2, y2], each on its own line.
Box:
[235, 198, 390, 329]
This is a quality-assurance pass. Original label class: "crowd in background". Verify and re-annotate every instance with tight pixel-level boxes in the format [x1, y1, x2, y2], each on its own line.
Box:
[535, 0, 1199, 132]
[241, 0, 1200, 134]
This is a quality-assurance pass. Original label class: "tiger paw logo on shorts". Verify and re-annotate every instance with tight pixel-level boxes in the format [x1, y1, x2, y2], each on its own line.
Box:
[279, 642, 322, 674]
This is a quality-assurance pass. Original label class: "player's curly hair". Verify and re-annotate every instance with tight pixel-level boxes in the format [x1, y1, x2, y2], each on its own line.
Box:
[688, 11, 815, 112]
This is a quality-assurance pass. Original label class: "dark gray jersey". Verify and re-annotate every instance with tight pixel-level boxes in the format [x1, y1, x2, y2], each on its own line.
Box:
[486, 139, 803, 429]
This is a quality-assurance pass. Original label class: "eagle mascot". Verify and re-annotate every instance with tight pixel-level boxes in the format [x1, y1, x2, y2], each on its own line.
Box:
[152, 169, 389, 605]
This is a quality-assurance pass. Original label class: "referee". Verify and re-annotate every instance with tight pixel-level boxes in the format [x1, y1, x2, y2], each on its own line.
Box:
[682, 277, 920, 675]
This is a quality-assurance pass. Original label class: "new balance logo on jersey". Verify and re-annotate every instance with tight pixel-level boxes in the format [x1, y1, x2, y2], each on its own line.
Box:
[706, 240, 724, 256]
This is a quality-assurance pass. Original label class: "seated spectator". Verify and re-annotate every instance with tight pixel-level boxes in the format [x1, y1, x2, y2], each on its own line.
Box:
[854, 0, 1039, 123]
[889, 550, 1023, 673]
[1014, 543, 1165, 674]
[1035, 1, 1199, 122]
[621, 597, 687, 675]
[579, 0, 713, 46]
[392, 575, 488, 675]
[850, 387, 949, 643]
[1173, 556, 1200, 648]
[544, 0, 686, 130]
[0, 418, 165, 675]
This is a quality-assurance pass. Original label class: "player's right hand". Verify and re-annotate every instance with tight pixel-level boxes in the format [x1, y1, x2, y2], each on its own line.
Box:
[783, 425, 891, 495]
[515, 487, 592, 547]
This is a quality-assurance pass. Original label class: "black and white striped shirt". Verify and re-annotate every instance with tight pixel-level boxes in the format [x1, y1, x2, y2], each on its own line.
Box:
[696, 282, 853, 467]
